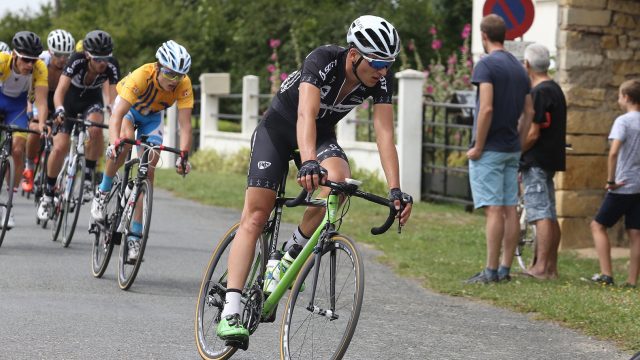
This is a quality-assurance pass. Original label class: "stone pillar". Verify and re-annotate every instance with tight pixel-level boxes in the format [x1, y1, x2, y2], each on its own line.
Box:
[396, 69, 426, 201]
[199, 73, 230, 149]
[555, 0, 640, 248]
[241, 75, 260, 135]
[337, 108, 357, 143]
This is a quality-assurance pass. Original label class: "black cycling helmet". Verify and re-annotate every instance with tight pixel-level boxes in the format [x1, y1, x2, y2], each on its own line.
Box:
[83, 30, 113, 56]
[12, 31, 43, 58]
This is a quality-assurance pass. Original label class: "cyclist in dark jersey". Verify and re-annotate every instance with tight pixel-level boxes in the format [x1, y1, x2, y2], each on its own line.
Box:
[36, 30, 120, 221]
[217, 15, 414, 345]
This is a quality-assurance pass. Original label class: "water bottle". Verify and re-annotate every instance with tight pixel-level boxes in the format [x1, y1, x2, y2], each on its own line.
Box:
[270, 244, 303, 292]
[263, 251, 283, 294]
[120, 182, 133, 208]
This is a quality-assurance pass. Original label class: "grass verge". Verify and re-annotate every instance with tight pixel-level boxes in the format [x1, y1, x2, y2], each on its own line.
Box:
[155, 168, 640, 352]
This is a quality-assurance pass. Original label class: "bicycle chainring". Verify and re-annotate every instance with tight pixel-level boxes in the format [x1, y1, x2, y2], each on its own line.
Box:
[242, 284, 264, 334]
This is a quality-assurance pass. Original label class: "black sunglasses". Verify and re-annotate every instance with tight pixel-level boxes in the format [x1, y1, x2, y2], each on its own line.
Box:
[17, 54, 38, 64]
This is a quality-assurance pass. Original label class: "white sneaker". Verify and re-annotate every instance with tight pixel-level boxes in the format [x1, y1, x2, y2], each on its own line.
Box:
[82, 179, 94, 203]
[0, 208, 14, 229]
[37, 195, 53, 221]
[91, 190, 108, 220]
[127, 238, 141, 261]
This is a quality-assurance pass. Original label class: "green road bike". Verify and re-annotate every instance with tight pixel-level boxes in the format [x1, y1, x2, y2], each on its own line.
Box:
[195, 170, 400, 360]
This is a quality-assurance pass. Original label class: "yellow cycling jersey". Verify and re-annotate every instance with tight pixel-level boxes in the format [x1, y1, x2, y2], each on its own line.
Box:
[0, 52, 47, 98]
[117, 63, 193, 115]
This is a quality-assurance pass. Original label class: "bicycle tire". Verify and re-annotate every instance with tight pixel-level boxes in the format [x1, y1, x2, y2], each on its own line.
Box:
[51, 159, 68, 242]
[61, 156, 85, 247]
[91, 175, 121, 278]
[33, 147, 47, 225]
[280, 234, 364, 360]
[515, 208, 537, 272]
[195, 223, 269, 360]
[117, 179, 153, 290]
[0, 156, 15, 248]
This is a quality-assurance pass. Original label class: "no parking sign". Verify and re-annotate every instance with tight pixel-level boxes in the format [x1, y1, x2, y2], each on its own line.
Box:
[482, 0, 535, 40]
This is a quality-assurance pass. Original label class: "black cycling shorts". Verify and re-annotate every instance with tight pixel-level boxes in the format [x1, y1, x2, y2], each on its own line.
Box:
[61, 87, 104, 133]
[594, 192, 640, 229]
[247, 110, 348, 191]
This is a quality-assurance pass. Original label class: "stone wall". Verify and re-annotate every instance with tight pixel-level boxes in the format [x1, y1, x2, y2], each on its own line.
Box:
[556, 0, 640, 248]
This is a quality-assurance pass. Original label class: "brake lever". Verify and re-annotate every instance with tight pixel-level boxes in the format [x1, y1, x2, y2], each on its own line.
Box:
[397, 203, 404, 234]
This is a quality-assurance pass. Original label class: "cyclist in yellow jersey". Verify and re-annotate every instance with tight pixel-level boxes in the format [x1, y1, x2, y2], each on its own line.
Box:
[0, 31, 48, 228]
[91, 40, 193, 261]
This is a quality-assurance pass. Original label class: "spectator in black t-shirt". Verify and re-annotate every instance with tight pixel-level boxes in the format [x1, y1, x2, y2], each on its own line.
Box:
[521, 43, 567, 279]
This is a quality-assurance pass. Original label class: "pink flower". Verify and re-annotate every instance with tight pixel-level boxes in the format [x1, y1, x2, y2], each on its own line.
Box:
[269, 38, 281, 49]
[426, 85, 434, 94]
[459, 46, 468, 54]
[447, 67, 455, 75]
[267, 64, 276, 73]
[462, 75, 470, 85]
[430, 26, 437, 36]
[280, 72, 288, 81]
[361, 101, 370, 110]
[447, 54, 457, 65]
[407, 39, 415, 52]
[269, 75, 275, 83]
[431, 39, 442, 50]
[466, 59, 473, 68]
[461, 24, 471, 39]
[270, 52, 278, 61]
[423, 70, 430, 78]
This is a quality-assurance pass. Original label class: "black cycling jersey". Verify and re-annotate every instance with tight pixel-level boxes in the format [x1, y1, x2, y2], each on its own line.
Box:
[62, 52, 120, 91]
[270, 45, 393, 132]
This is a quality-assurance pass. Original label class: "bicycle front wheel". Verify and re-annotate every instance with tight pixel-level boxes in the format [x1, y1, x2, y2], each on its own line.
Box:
[0, 156, 15, 248]
[61, 156, 85, 247]
[51, 161, 68, 242]
[91, 175, 121, 278]
[33, 147, 47, 226]
[117, 179, 152, 290]
[280, 234, 364, 360]
[195, 223, 268, 360]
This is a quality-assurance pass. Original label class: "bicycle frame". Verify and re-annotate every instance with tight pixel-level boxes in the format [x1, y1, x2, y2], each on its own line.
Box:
[59, 120, 87, 202]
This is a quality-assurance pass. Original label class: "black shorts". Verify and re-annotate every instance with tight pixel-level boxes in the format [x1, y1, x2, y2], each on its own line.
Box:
[594, 192, 640, 229]
[247, 110, 348, 191]
[61, 87, 104, 133]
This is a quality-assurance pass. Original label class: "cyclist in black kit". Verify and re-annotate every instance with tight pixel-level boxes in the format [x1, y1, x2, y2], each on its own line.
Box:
[217, 15, 414, 344]
[36, 30, 120, 221]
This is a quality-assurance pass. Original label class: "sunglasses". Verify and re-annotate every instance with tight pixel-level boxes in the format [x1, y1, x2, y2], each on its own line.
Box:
[16, 53, 38, 64]
[52, 51, 71, 59]
[88, 53, 111, 63]
[359, 52, 394, 70]
[160, 67, 185, 81]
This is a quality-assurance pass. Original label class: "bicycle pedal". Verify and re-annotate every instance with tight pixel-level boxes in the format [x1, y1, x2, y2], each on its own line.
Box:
[225, 337, 249, 351]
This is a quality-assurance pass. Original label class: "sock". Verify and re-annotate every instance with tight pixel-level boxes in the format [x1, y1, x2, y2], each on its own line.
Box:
[284, 226, 310, 252]
[85, 160, 96, 181]
[485, 267, 498, 279]
[498, 266, 510, 278]
[26, 158, 34, 170]
[130, 221, 143, 238]
[45, 176, 57, 196]
[99, 175, 113, 193]
[221, 288, 242, 318]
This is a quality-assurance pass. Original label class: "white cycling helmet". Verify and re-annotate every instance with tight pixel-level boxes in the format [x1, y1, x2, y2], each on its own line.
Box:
[47, 29, 75, 54]
[346, 15, 400, 61]
[156, 40, 191, 74]
[0, 41, 9, 53]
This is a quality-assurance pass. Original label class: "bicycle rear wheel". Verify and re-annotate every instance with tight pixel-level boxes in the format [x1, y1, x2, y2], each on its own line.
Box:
[515, 207, 537, 272]
[117, 179, 152, 290]
[91, 176, 121, 278]
[280, 234, 364, 360]
[61, 156, 85, 247]
[0, 156, 15, 248]
[195, 223, 268, 360]
[51, 163, 67, 242]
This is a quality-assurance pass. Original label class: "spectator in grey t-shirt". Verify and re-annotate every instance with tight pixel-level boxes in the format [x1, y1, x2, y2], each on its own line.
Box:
[589, 79, 640, 288]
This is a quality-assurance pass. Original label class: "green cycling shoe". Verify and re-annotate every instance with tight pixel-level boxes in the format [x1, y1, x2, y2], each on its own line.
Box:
[217, 313, 249, 350]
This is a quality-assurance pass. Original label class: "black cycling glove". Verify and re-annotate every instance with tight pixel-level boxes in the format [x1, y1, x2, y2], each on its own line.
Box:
[53, 109, 65, 121]
[296, 160, 327, 180]
[389, 188, 414, 206]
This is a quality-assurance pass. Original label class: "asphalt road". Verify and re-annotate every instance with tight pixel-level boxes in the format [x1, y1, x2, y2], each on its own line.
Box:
[0, 188, 632, 359]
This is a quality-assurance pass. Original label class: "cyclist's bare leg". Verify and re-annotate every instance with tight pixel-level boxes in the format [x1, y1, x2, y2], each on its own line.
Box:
[12, 136, 27, 187]
[500, 205, 519, 270]
[226, 187, 277, 292]
[26, 122, 40, 166]
[85, 112, 104, 163]
[527, 218, 554, 278]
[591, 220, 613, 277]
[103, 119, 135, 179]
[626, 229, 640, 286]
[297, 156, 351, 237]
[47, 132, 71, 180]
[132, 148, 160, 224]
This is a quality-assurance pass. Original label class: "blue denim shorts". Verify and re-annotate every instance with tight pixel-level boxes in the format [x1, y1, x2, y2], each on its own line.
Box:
[469, 151, 520, 208]
[522, 167, 557, 222]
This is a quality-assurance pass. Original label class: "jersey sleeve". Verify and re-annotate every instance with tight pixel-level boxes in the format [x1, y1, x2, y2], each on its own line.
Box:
[62, 52, 83, 78]
[299, 47, 332, 88]
[372, 72, 394, 104]
[32, 59, 48, 88]
[175, 76, 194, 109]
[116, 70, 146, 105]
[108, 57, 121, 85]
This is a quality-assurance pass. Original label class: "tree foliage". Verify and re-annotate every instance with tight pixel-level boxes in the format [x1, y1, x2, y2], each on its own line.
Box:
[0, 0, 471, 93]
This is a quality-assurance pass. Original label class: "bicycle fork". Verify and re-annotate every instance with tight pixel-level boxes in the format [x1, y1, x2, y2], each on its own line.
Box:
[116, 185, 138, 235]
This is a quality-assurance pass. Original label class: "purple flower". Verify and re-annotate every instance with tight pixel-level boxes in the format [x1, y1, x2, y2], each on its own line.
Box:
[280, 72, 288, 81]
[426, 85, 434, 94]
[267, 64, 276, 73]
[431, 39, 442, 50]
[269, 38, 281, 49]
[461, 24, 471, 39]
[430, 26, 437, 36]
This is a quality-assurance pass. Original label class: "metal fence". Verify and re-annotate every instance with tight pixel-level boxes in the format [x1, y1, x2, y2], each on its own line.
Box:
[422, 92, 475, 209]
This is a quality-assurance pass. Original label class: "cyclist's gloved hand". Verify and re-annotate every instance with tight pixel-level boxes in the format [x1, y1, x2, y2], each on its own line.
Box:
[175, 151, 191, 175]
[53, 107, 65, 124]
[296, 160, 327, 192]
[106, 139, 123, 160]
[389, 188, 413, 226]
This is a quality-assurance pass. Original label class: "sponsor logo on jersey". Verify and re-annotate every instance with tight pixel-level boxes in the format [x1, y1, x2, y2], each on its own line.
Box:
[318, 60, 337, 81]
[258, 161, 271, 170]
[320, 85, 331, 99]
[280, 70, 300, 93]
[379, 76, 388, 92]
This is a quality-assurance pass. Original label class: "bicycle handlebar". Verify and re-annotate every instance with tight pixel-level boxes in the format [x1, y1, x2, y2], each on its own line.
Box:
[64, 116, 110, 129]
[284, 179, 399, 235]
[0, 123, 40, 135]
[116, 137, 183, 156]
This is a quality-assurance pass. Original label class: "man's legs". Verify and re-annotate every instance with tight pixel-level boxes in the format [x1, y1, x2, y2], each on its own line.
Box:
[627, 229, 640, 286]
[485, 206, 505, 270]
[528, 218, 554, 278]
[22, 121, 40, 192]
[501, 205, 519, 271]
[11, 136, 26, 191]
[591, 220, 613, 277]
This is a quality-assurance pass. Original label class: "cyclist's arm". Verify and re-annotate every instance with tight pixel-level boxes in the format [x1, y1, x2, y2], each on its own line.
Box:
[53, 75, 71, 111]
[296, 82, 321, 163]
[34, 85, 48, 130]
[372, 103, 400, 190]
[103, 82, 117, 110]
[177, 107, 193, 153]
[109, 96, 132, 144]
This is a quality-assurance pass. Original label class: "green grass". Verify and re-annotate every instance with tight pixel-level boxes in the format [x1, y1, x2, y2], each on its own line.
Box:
[155, 168, 640, 352]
